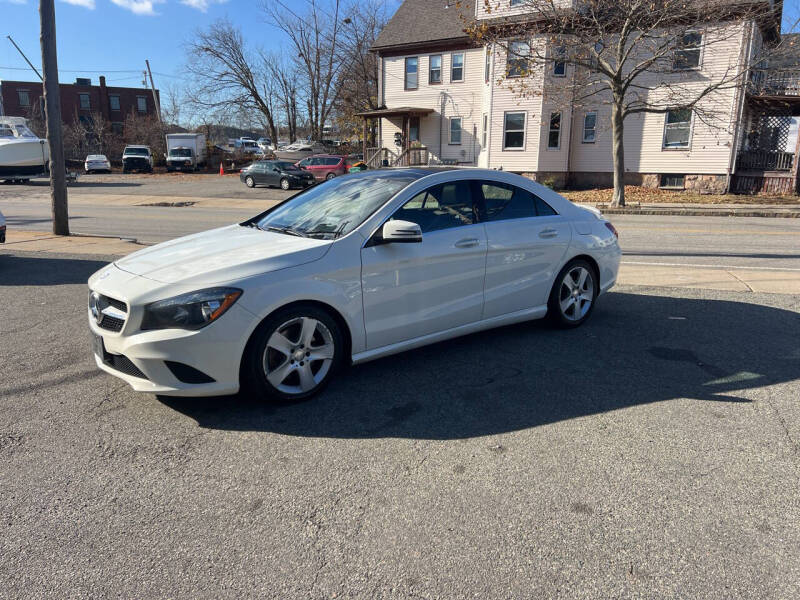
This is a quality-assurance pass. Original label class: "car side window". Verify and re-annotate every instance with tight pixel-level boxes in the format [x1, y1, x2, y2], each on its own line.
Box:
[480, 182, 535, 221]
[391, 182, 475, 233]
[310, 157, 324, 166]
[298, 158, 311, 168]
[479, 181, 559, 220]
[326, 157, 341, 166]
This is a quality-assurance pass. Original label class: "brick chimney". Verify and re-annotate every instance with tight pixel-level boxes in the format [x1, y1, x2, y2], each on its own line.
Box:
[98, 75, 109, 121]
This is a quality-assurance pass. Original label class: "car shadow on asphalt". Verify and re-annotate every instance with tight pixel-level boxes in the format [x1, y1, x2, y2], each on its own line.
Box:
[0, 253, 108, 286]
[160, 292, 800, 440]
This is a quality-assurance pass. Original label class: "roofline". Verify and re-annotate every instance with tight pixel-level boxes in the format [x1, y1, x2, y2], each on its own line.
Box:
[371, 37, 477, 56]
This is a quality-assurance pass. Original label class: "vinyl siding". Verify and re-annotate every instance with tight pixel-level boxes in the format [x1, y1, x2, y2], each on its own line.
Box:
[475, 0, 575, 20]
[381, 48, 487, 163]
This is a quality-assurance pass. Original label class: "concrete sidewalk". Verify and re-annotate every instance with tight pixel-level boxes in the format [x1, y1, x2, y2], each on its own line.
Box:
[4, 230, 800, 295]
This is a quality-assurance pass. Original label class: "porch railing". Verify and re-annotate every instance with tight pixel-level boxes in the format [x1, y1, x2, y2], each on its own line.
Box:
[748, 70, 800, 97]
[393, 146, 429, 167]
[365, 147, 397, 169]
[736, 149, 795, 172]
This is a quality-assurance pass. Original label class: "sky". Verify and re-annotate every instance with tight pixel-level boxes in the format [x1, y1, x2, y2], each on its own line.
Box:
[0, 0, 795, 92]
[0, 0, 401, 90]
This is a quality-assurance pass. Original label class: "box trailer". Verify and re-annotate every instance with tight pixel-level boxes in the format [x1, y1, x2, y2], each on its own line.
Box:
[165, 133, 207, 172]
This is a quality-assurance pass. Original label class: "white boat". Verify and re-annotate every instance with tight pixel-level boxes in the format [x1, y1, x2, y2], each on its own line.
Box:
[0, 116, 49, 179]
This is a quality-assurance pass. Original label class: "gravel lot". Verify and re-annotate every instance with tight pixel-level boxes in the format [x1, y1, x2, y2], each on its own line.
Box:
[1, 250, 799, 598]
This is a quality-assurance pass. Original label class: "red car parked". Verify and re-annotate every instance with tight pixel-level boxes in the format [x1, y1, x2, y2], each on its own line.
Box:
[295, 155, 348, 181]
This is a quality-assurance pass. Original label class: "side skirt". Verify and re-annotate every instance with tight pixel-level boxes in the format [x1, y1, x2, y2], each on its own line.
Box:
[351, 305, 548, 366]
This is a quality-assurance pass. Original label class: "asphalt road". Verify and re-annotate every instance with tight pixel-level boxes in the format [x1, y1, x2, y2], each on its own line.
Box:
[3, 176, 800, 271]
[1, 249, 799, 598]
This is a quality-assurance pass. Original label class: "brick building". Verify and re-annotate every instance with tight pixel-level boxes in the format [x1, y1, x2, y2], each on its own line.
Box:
[0, 76, 160, 132]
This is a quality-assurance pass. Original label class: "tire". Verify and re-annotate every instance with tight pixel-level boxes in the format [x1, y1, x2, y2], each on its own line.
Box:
[325, 172, 336, 180]
[245, 176, 255, 188]
[547, 259, 598, 328]
[242, 304, 344, 402]
[280, 178, 291, 191]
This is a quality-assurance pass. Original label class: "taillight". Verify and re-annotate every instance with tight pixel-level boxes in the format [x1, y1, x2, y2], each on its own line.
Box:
[604, 222, 618, 239]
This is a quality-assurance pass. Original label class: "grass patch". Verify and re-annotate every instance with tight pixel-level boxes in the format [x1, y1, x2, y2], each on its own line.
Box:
[562, 186, 799, 205]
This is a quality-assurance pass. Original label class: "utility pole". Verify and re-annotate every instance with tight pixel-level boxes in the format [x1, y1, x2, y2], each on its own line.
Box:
[39, 0, 69, 236]
[145, 60, 162, 125]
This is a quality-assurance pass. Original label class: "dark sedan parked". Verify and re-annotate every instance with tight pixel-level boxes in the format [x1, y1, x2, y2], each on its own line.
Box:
[240, 160, 315, 190]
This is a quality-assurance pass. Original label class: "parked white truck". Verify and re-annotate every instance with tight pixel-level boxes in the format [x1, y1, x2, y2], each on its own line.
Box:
[165, 133, 207, 172]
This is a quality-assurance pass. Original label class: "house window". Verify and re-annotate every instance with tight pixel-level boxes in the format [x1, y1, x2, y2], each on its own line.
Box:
[79, 93, 90, 110]
[405, 57, 419, 90]
[663, 108, 692, 148]
[510, 0, 524, 5]
[109, 94, 120, 111]
[503, 111, 526, 149]
[674, 32, 702, 70]
[582, 112, 597, 143]
[137, 96, 147, 113]
[660, 174, 685, 189]
[451, 53, 465, 82]
[409, 116, 420, 142]
[553, 46, 566, 77]
[482, 113, 488, 147]
[507, 41, 530, 78]
[17, 90, 30, 107]
[548, 112, 561, 149]
[111, 122, 123, 135]
[449, 117, 462, 144]
[429, 55, 442, 84]
[485, 46, 491, 83]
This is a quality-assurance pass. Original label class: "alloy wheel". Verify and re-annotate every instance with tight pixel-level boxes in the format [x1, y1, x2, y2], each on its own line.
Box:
[280, 178, 290, 190]
[262, 316, 335, 396]
[245, 176, 255, 188]
[559, 266, 594, 321]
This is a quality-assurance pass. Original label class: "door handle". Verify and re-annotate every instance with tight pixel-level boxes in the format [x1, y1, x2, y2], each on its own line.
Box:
[539, 228, 558, 239]
[454, 238, 480, 248]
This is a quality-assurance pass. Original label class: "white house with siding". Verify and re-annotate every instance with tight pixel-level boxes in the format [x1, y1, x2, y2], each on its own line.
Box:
[360, 0, 799, 194]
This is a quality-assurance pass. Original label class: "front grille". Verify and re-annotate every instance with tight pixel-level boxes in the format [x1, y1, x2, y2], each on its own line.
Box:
[99, 315, 125, 332]
[91, 292, 129, 333]
[105, 297, 127, 312]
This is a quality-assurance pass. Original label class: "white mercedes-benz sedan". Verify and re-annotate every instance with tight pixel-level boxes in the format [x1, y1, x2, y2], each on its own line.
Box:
[88, 168, 621, 401]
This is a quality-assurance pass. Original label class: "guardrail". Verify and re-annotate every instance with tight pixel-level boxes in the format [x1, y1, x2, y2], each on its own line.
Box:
[748, 70, 800, 97]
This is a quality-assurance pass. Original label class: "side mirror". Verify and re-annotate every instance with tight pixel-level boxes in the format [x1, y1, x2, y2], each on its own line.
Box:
[273, 168, 281, 173]
[381, 220, 422, 244]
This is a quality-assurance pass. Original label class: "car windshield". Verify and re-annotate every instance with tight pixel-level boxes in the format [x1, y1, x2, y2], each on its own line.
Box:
[125, 147, 149, 156]
[87, 155, 106, 160]
[254, 172, 417, 240]
[15, 125, 37, 138]
[169, 148, 192, 157]
[276, 161, 299, 171]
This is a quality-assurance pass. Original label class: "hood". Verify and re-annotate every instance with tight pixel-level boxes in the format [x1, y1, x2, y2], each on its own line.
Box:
[114, 225, 331, 285]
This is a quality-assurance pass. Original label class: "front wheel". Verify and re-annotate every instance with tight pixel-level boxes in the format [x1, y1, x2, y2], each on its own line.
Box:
[280, 177, 290, 191]
[245, 176, 255, 188]
[243, 305, 343, 402]
[547, 259, 598, 328]
[325, 172, 336, 180]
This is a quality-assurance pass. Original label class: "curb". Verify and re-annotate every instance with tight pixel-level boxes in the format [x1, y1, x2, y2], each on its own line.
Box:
[597, 207, 800, 218]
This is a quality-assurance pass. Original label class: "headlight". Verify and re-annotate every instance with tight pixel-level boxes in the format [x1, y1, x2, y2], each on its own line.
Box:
[140, 287, 242, 331]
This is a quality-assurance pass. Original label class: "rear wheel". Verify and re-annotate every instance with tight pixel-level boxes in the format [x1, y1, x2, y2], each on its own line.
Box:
[243, 305, 343, 402]
[280, 178, 290, 191]
[245, 176, 255, 188]
[547, 259, 597, 328]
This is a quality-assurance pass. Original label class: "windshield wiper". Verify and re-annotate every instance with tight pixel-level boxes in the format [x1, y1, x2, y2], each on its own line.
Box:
[265, 225, 307, 238]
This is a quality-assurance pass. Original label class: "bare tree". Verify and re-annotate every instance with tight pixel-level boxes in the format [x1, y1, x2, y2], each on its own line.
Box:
[466, 0, 785, 205]
[262, 0, 345, 140]
[264, 52, 300, 143]
[186, 19, 279, 145]
[333, 1, 388, 141]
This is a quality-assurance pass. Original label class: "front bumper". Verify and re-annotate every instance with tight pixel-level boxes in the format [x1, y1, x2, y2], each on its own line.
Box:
[88, 300, 256, 397]
[167, 161, 193, 170]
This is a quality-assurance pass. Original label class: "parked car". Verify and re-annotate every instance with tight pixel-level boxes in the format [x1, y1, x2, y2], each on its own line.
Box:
[84, 154, 111, 174]
[296, 155, 347, 181]
[257, 137, 274, 151]
[0, 208, 5, 243]
[275, 142, 326, 161]
[240, 160, 315, 190]
[121, 145, 153, 173]
[87, 168, 621, 402]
